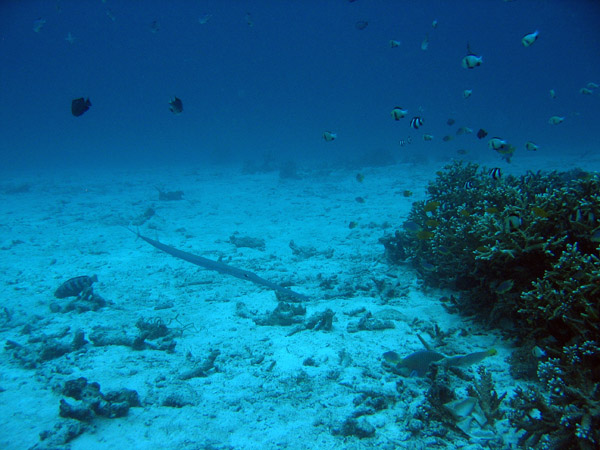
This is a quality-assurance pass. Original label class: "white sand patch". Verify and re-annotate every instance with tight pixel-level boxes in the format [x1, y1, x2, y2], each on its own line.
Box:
[1, 157, 584, 449]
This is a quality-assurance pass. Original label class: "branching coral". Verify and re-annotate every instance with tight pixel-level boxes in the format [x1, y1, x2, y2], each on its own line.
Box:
[383, 161, 600, 448]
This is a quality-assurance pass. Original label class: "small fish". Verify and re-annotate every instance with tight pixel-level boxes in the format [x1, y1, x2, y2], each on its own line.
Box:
[403, 221, 421, 233]
[323, 131, 337, 142]
[485, 206, 499, 214]
[495, 279, 514, 294]
[521, 30, 539, 47]
[356, 173, 365, 183]
[410, 116, 424, 129]
[402, 190, 413, 197]
[447, 118, 456, 126]
[587, 82, 599, 89]
[355, 196, 365, 203]
[506, 213, 522, 231]
[389, 40, 401, 48]
[245, 12, 254, 27]
[391, 106, 408, 120]
[525, 141, 538, 151]
[424, 201, 441, 212]
[198, 14, 212, 25]
[488, 137, 508, 151]
[71, 97, 91, 117]
[150, 20, 160, 33]
[442, 135, 453, 142]
[532, 346, 546, 358]
[421, 34, 429, 51]
[580, 87, 593, 95]
[169, 97, 183, 114]
[591, 227, 600, 243]
[463, 89, 472, 99]
[432, 19, 438, 29]
[476, 128, 488, 139]
[462, 43, 482, 69]
[459, 209, 471, 217]
[420, 260, 436, 271]
[355, 20, 368, 30]
[548, 116, 564, 125]
[65, 32, 76, 44]
[549, 89, 556, 99]
[456, 127, 473, 135]
[33, 17, 46, 33]
[488, 167, 502, 180]
[54, 275, 98, 299]
[423, 134, 434, 141]
[425, 219, 439, 227]
[348, 221, 358, 229]
[457, 149, 468, 155]
[531, 206, 549, 218]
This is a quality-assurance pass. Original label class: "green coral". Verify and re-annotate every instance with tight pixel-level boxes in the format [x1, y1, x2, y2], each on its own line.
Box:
[382, 161, 600, 448]
[520, 243, 600, 344]
[509, 341, 600, 449]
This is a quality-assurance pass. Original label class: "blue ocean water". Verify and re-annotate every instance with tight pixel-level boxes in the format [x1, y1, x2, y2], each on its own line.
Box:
[1, 0, 599, 171]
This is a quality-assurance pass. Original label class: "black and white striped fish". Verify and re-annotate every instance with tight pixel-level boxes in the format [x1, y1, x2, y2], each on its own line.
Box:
[488, 168, 502, 180]
[54, 275, 98, 298]
[410, 116, 424, 129]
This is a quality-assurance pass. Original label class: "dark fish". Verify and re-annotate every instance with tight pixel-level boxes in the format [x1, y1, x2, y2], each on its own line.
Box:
[447, 118, 455, 126]
[54, 275, 98, 298]
[488, 167, 502, 180]
[442, 135, 453, 142]
[410, 116, 423, 129]
[355, 21, 368, 30]
[71, 97, 91, 117]
[464, 180, 474, 189]
[476, 128, 488, 139]
[169, 97, 183, 114]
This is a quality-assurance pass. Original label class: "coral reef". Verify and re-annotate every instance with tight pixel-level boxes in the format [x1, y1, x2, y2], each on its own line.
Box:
[382, 161, 600, 448]
[509, 341, 600, 449]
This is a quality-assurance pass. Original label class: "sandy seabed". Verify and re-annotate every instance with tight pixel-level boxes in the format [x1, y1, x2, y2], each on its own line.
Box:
[0, 154, 597, 450]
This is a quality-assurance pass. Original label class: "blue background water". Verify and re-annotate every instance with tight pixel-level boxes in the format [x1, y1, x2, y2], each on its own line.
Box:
[1, 0, 599, 171]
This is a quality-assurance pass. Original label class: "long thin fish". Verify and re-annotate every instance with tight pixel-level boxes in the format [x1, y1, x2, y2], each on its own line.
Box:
[131, 229, 307, 300]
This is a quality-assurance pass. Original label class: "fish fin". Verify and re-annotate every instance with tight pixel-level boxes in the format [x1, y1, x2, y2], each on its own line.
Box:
[417, 334, 433, 351]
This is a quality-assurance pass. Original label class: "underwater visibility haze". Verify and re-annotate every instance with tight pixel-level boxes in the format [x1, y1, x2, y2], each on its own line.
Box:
[1, 0, 599, 169]
[1, 1, 600, 450]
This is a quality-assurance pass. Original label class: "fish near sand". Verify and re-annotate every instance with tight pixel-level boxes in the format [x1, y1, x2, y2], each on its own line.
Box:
[383, 348, 496, 377]
[130, 229, 307, 301]
[55, 275, 98, 298]
[71, 97, 91, 117]
[169, 97, 183, 114]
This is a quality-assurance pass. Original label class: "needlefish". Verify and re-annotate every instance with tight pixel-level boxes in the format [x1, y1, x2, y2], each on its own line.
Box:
[130, 229, 307, 300]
